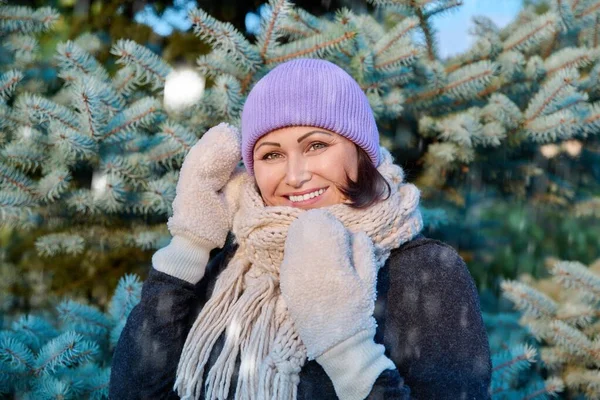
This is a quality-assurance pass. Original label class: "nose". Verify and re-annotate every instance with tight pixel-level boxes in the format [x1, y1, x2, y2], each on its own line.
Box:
[285, 154, 311, 188]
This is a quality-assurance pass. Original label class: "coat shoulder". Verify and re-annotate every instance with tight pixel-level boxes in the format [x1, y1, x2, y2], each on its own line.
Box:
[393, 233, 460, 259]
[388, 233, 469, 278]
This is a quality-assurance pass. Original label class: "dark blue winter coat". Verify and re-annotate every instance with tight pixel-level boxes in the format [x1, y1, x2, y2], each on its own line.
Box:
[109, 233, 492, 399]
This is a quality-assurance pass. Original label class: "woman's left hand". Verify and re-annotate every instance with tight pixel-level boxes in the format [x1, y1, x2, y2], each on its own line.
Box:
[280, 209, 397, 399]
[280, 209, 379, 361]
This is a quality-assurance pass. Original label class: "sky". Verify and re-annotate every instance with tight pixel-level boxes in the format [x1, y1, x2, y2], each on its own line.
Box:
[135, 0, 525, 59]
[433, 0, 523, 58]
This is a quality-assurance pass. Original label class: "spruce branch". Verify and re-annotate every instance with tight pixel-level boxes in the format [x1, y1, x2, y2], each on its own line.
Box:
[138, 173, 177, 216]
[37, 168, 72, 203]
[406, 60, 497, 104]
[0, 140, 45, 173]
[195, 53, 246, 81]
[256, 0, 294, 60]
[4, 34, 39, 66]
[15, 93, 80, 131]
[525, 109, 581, 142]
[373, 38, 420, 72]
[544, 46, 600, 76]
[0, 70, 23, 102]
[501, 280, 558, 318]
[111, 65, 140, 97]
[444, 34, 503, 74]
[0, 161, 38, 199]
[110, 39, 172, 92]
[34, 331, 98, 376]
[548, 320, 598, 363]
[583, 101, 600, 135]
[57, 300, 111, 339]
[102, 153, 151, 186]
[10, 316, 58, 353]
[556, 302, 597, 328]
[575, 0, 600, 19]
[62, 190, 96, 215]
[69, 77, 110, 140]
[503, 12, 559, 53]
[280, 6, 327, 39]
[91, 173, 128, 213]
[414, 3, 437, 60]
[0, 334, 35, 374]
[188, 8, 262, 72]
[147, 121, 197, 167]
[482, 93, 523, 130]
[550, 261, 600, 302]
[524, 68, 582, 121]
[265, 22, 356, 65]
[1, 272, 141, 396]
[108, 274, 141, 323]
[491, 342, 537, 381]
[373, 16, 419, 57]
[35, 233, 85, 257]
[351, 14, 386, 47]
[47, 121, 98, 166]
[32, 375, 72, 399]
[520, 377, 565, 399]
[0, 5, 59, 34]
[210, 74, 243, 122]
[423, 0, 462, 19]
[103, 97, 162, 143]
[564, 368, 600, 398]
[56, 41, 110, 84]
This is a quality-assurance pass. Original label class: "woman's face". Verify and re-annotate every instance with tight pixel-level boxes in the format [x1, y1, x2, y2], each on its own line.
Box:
[252, 126, 359, 209]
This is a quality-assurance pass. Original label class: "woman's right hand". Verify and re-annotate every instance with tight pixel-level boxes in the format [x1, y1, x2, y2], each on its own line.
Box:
[153, 122, 242, 284]
[167, 122, 242, 250]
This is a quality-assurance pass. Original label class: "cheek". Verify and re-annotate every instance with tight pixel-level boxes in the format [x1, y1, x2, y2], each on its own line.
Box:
[317, 148, 357, 182]
[254, 165, 280, 195]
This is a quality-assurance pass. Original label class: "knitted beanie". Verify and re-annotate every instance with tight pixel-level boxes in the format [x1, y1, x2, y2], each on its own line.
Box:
[241, 58, 380, 176]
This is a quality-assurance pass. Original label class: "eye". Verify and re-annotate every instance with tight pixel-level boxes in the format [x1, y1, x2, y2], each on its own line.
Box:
[261, 152, 281, 160]
[309, 142, 328, 151]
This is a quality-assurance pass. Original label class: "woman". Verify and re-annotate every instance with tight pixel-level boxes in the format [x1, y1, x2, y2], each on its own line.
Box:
[109, 58, 491, 400]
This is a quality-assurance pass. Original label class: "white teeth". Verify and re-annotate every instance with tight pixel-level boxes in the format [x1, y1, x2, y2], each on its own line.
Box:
[289, 188, 325, 203]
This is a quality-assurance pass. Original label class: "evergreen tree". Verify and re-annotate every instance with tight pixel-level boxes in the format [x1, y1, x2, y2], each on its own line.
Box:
[0, 273, 141, 398]
[501, 257, 600, 398]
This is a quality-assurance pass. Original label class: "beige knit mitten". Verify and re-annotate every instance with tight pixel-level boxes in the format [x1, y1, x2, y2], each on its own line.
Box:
[280, 209, 396, 399]
[152, 122, 242, 283]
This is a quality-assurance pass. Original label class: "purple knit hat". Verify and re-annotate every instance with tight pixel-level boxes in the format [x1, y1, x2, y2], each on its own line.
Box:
[241, 58, 380, 176]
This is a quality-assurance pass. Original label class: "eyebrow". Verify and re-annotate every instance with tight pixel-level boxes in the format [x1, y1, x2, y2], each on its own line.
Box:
[254, 130, 332, 153]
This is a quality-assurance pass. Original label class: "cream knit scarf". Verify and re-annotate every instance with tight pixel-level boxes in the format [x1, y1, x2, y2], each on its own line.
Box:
[174, 147, 423, 400]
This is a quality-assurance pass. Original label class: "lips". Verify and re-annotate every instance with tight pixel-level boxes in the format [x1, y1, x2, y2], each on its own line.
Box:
[284, 187, 328, 198]
[285, 187, 328, 206]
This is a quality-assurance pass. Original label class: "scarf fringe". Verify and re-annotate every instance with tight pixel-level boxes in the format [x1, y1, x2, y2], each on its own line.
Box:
[175, 252, 249, 399]
[234, 294, 277, 400]
[205, 273, 275, 399]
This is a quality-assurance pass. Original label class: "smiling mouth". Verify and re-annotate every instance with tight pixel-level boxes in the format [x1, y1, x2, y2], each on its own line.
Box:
[285, 187, 328, 205]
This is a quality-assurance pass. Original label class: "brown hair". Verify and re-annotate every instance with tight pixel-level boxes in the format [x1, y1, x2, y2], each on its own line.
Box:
[335, 145, 391, 209]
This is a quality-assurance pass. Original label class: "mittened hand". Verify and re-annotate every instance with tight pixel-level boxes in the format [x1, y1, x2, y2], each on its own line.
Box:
[167, 122, 242, 250]
[279, 209, 379, 361]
